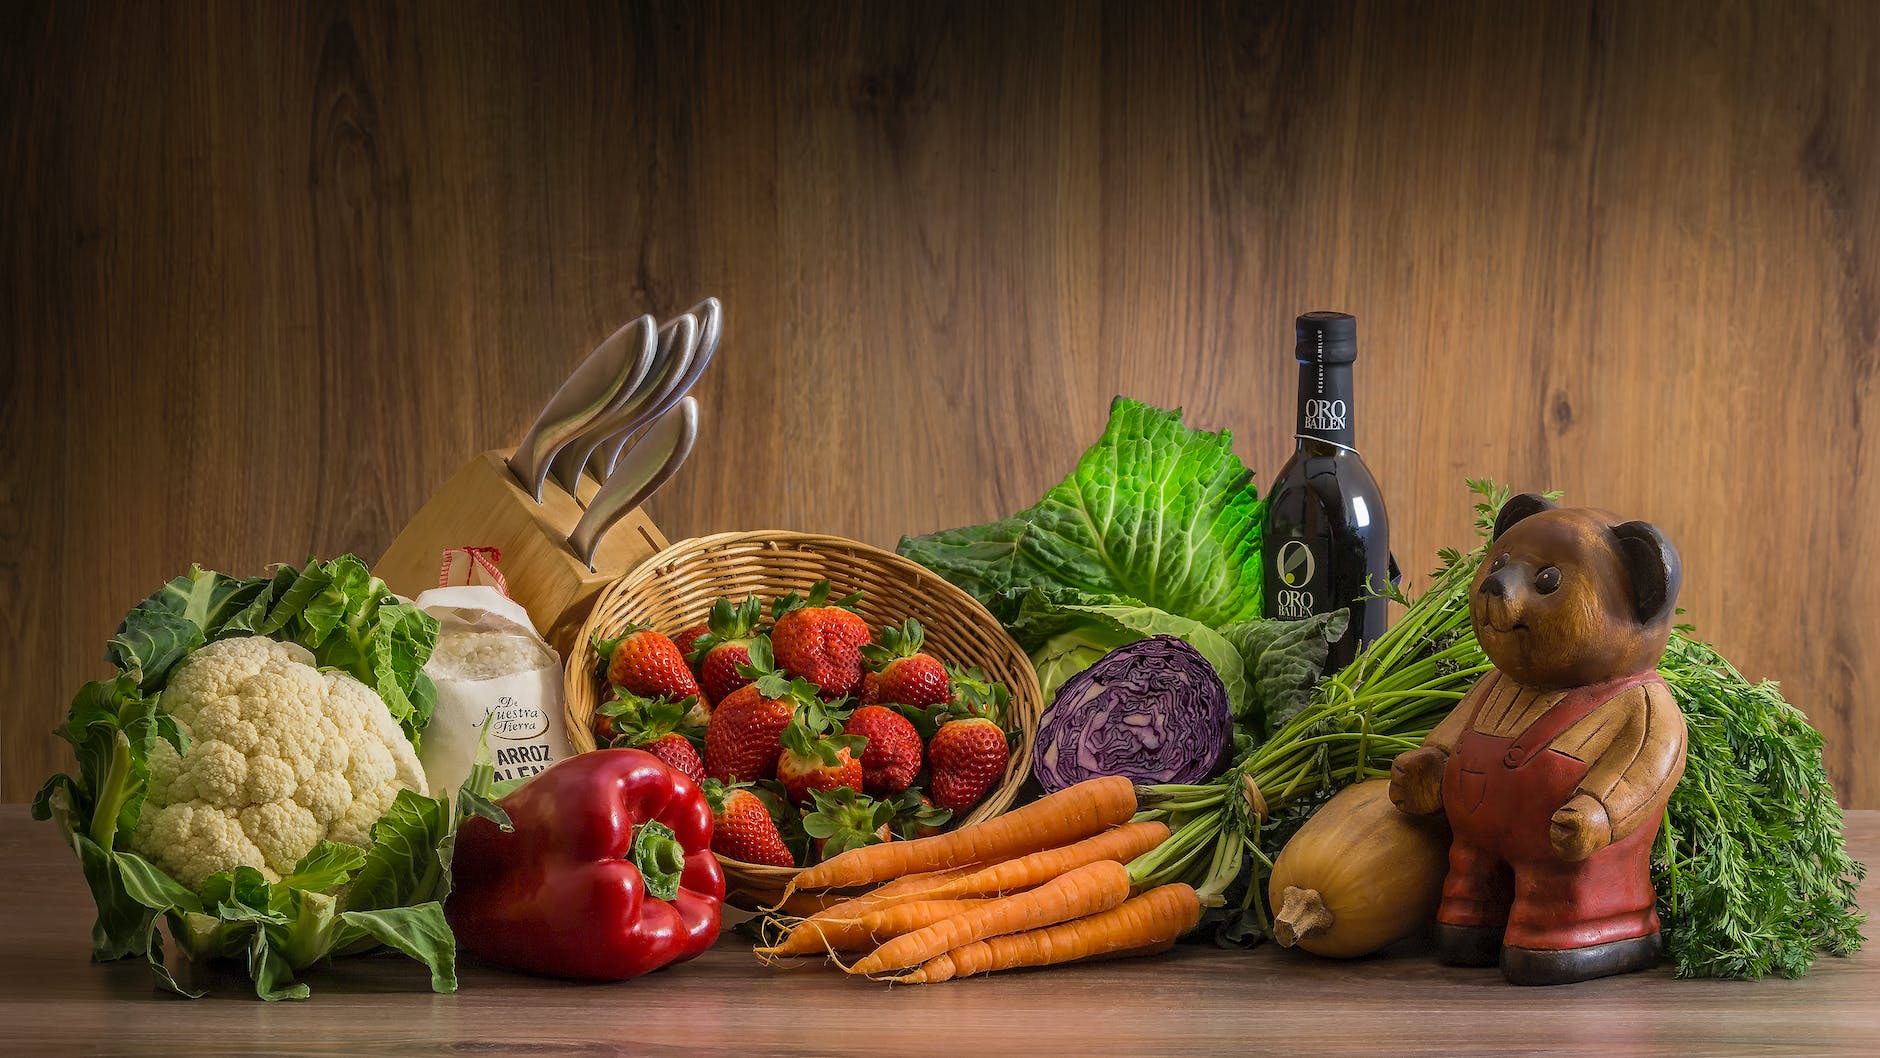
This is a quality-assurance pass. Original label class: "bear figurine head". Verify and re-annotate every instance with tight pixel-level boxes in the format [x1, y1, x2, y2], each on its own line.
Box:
[1471, 494, 1682, 690]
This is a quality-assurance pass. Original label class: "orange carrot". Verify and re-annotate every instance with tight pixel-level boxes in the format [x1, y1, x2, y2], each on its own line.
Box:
[911, 937, 1179, 985]
[758, 865, 987, 956]
[769, 890, 848, 916]
[902, 822, 1169, 902]
[756, 899, 987, 958]
[895, 883, 1201, 984]
[790, 776, 1138, 894]
[849, 859, 1133, 975]
[808, 865, 980, 918]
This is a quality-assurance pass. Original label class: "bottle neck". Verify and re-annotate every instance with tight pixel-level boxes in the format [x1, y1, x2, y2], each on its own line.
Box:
[1294, 360, 1356, 452]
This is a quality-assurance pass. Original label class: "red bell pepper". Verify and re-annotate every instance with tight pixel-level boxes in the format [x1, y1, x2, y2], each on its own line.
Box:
[448, 748, 724, 980]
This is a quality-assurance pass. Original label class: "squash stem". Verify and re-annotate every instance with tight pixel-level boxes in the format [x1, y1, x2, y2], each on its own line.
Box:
[1273, 886, 1334, 948]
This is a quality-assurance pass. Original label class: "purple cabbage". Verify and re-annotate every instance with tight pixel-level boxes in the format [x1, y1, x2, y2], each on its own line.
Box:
[1031, 634, 1231, 791]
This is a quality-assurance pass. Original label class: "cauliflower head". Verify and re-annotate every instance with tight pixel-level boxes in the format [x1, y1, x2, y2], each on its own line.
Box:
[129, 636, 428, 888]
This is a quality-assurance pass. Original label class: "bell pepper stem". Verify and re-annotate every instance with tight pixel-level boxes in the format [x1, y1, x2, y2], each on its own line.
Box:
[629, 821, 687, 902]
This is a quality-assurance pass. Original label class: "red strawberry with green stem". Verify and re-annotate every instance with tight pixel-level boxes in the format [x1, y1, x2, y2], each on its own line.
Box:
[701, 640, 796, 783]
[843, 704, 923, 796]
[803, 787, 896, 861]
[643, 733, 705, 786]
[769, 580, 870, 698]
[691, 595, 767, 705]
[672, 622, 711, 665]
[925, 664, 1013, 814]
[861, 618, 950, 709]
[596, 695, 706, 784]
[597, 626, 701, 707]
[702, 779, 795, 867]
[888, 788, 953, 840]
[775, 697, 867, 805]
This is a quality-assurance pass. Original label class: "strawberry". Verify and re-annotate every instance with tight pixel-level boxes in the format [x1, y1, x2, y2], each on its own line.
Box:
[857, 671, 883, 706]
[703, 780, 794, 867]
[691, 595, 767, 705]
[702, 680, 794, 784]
[888, 788, 953, 839]
[597, 627, 700, 705]
[769, 580, 870, 697]
[843, 705, 922, 796]
[929, 719, 1008, 813]
[913, 794, 949, 838]
[680, 696, 714, 730]
[592, 703, 627, 745]
[926, 666, 1013, 813]
[861, 619, 950, 708]
[775, 698, 866, 805]
[594, 696, 706, 785]
[803, 787, 895, 862]
[643, 733, 705, 785]
[593, 691, 649, 743]
[672, 622, 711, 664]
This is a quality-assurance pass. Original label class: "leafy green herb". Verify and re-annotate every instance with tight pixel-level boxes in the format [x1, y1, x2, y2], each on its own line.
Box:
[1654, 634, 1866, 978]
[899, 397, 1265, 628]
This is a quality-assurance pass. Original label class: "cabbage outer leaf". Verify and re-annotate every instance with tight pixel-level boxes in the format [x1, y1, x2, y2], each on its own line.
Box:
[899, 398, 1264, 628]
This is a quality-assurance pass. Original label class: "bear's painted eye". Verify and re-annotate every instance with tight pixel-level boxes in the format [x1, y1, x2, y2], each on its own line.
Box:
[1535, 566, 1561, 594]
[1489, 553, 1508, 572]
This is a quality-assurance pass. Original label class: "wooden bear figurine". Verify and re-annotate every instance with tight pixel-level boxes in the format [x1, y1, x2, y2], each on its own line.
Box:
[1388, 494, 1686, 985]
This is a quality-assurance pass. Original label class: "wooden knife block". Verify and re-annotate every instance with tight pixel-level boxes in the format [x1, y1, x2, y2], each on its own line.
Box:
[372, 450, 668, 652]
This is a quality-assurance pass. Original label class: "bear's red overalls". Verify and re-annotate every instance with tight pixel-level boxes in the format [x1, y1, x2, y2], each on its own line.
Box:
[1439, 670, 1665, 950]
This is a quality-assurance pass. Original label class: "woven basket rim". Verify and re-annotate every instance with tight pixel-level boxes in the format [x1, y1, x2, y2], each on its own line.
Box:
[564, 529, 1042, 888]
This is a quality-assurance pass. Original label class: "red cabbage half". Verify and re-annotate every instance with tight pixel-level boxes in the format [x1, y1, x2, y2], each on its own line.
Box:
[1031, 634, 1231, 791]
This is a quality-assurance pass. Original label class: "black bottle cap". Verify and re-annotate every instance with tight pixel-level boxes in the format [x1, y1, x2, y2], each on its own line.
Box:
[1296, 311, 1357, 364]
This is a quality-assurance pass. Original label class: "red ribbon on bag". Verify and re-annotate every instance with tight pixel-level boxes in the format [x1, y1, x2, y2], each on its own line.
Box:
[438, 546, 510, 596]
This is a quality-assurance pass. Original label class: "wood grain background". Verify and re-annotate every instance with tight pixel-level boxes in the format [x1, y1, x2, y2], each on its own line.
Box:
[4, 0, 1877, 806]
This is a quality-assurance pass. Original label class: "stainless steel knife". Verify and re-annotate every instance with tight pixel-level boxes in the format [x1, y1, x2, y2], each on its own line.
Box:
[546, 311, 698, 498]
[592, 297, 721, 480]
[567, 395, 699, 570]
[506, 314, 657, 501]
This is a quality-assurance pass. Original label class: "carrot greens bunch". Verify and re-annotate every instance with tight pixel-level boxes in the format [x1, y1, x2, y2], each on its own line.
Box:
[1653, 633, 1865, 978]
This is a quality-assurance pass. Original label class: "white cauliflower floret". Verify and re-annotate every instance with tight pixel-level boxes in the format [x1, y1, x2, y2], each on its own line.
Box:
[130, 636, 427, 888]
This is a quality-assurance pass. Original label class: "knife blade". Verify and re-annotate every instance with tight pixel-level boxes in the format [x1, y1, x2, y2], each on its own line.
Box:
[546, 311, 698, 497]
[592, 297, 721, 480]
[567, 395, 699, 570]
[506, 314, 658, 502]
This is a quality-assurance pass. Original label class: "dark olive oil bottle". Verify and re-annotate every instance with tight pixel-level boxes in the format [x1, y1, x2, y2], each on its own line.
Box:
[1261, 311, 1392, 672]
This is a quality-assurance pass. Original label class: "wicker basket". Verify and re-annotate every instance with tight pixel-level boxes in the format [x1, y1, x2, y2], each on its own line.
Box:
[565, 530, 1042, 908]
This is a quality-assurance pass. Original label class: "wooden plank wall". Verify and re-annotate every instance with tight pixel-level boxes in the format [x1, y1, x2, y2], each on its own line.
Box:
[4, 1, 1877, 805]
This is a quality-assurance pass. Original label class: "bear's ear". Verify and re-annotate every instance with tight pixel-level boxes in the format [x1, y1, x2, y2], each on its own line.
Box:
[1492, 493, 1556, 540]
[1610, 520, 1681, 624]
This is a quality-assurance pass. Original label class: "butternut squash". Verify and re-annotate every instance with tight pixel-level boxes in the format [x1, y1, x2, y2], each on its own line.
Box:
[1268, 778, 1450, 958]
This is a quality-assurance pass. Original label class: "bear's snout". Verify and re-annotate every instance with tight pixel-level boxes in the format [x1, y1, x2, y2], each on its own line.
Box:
[1476, 571, 1522, 633]
[1479, 569, 1514, 600]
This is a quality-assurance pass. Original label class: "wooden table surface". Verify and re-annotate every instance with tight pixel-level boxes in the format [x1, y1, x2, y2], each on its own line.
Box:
[2, 806, 1873, 1058]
